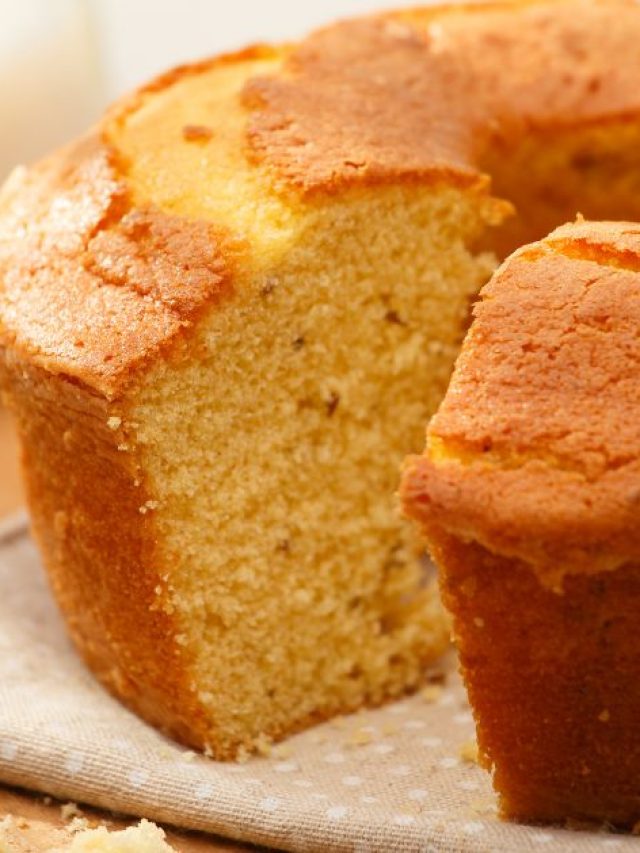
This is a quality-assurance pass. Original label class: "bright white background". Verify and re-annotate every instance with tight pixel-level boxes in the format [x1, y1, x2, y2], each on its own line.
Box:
[1, 0, 440, 179]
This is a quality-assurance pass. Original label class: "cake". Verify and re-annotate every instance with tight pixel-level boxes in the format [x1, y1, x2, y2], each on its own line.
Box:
[402, 219, 640, 826]
[62, 820, 176, 852]
[2, 0, 640, 759]
[0, 815, 176, 853]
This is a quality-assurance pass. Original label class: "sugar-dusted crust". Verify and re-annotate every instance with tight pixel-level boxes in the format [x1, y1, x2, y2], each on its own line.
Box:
[245, 0, 640, 193]
[402, 219, 640, 587]
[0, 134, 234, 400]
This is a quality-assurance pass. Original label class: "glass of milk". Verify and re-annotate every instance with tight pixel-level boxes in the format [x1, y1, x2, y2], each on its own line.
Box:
[0, 0, 104, 182]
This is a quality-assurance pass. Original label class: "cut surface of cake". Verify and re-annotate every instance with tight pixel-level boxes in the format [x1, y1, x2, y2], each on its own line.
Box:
[3, 0, 640, 758]
[402, 219, 640, 826]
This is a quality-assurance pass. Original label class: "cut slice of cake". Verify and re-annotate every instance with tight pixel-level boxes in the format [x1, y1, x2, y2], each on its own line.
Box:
[0, 55, 499, 758]
[402, 219, 640, 826]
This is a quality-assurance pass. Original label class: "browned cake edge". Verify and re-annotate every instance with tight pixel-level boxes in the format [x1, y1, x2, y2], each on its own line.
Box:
[401, 219, 640, 825]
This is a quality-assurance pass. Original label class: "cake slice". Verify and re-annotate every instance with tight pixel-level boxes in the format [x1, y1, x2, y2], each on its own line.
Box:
[0, 51, 498, 758]
[402, 219, 640, 826]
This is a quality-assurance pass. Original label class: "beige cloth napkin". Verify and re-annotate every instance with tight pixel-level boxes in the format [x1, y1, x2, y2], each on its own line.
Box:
[0, 514, 637, 852]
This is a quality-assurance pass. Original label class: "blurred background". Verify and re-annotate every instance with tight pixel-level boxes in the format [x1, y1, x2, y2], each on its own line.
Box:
[0, 0, 429, 516]
[0, 0, 407, 183]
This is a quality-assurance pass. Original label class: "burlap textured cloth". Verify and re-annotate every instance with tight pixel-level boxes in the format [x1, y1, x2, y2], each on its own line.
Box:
[0, 514, 637, 852]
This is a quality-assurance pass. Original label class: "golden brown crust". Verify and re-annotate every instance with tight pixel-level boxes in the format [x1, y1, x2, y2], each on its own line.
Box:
[433, 532, 640, 827]
[3, 2, 640, 393]
[244, 0, 640, 194]
[242, 16, 481, 193]
[0, 355, 212, 750]
[546, 218, 640, 264]
[402, 220, 640, 584]
[0, 135, 233, 400]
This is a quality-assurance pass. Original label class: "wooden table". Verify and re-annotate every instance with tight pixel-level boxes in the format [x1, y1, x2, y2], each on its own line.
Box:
[0, 410, 257, 852]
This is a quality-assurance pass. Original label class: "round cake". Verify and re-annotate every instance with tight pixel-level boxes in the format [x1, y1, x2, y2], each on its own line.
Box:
[2, 0, 640, 769]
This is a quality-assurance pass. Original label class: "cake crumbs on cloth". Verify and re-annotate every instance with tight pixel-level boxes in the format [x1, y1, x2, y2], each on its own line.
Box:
[347, 728, 374, 747]
[254, 733, 273, 758]
[56, 818, 177, 852]
[61, 803, 84, 822]
[459, 740, 479, 764]
[68, 816, 91, 834]
[422, 685, 443, 703]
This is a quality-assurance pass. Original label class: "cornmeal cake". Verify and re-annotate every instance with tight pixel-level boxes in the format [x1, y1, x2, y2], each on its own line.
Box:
[2, 0, 640, 759]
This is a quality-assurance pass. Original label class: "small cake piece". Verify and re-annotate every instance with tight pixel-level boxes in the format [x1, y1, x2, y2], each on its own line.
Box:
[0, 816, 176, 853]
[402, 220, 640, 826]
[60, 819, 176, 852]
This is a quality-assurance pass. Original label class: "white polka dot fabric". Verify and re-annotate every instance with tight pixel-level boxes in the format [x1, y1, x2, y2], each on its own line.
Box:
[0, 515, 638, 852]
